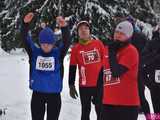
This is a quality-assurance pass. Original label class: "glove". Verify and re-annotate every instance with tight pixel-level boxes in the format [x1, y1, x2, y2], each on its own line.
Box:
[69, 85, 78, 99]
[23, 12, 34, 24]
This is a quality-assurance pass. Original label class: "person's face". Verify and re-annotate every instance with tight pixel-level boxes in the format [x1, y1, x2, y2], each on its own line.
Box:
[78, 24, 90, 40]
[40, 43, 54, 53]
[114, 31, 128, 42]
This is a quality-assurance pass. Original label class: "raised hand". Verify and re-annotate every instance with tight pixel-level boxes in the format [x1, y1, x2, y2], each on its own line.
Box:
[56, 16, 67, 28]
[24, 12, 34, 24]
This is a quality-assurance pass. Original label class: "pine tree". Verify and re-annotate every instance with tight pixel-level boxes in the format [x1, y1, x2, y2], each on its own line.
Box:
[0, 0, 28, 51]
[0, 0, 158, 52]
[0, 0, 5, 46]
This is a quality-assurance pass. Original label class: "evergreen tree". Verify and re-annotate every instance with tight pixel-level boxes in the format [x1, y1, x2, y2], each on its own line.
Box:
[0, 0, 158, 52]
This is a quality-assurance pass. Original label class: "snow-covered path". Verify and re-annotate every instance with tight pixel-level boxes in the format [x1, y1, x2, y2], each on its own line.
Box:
[0, 53, 152, 120]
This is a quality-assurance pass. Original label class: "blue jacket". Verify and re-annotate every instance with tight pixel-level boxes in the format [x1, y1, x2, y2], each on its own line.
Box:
[22, 26, 71, 93]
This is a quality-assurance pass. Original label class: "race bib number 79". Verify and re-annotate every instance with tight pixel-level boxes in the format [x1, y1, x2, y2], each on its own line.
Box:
[81, 49, 100, 65]
[36, 56, 55, 71]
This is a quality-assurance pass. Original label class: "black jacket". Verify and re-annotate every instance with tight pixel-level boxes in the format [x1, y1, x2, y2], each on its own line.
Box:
[131, 31, 148, 55]
[141, 35, 160, 88]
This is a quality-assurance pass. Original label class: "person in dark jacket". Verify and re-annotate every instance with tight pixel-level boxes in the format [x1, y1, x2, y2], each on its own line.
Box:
[130, 23, 151, 118]
[21, 12, 71, 120]
[141, 26, 160, 118]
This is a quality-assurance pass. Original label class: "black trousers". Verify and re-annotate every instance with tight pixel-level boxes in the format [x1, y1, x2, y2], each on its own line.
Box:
[138, 72, 150, 114]
[79, 87, 103, 120]
[102, 105, 139, 120]
[150, 86, 160, 113]
[31, 91, 61, 120]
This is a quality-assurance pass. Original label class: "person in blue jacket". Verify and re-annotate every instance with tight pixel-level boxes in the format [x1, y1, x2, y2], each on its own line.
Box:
[21, 12, 71, 120]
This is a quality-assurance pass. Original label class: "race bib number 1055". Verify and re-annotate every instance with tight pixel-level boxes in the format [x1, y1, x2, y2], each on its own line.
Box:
[36, 56, 55, 71]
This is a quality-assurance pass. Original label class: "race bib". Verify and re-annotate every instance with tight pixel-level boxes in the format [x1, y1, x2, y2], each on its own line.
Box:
[103, 69, 120, 85]
[155, 70, 160, 83]
[81, 49, 100, 65]
[36, 56, 55, 71]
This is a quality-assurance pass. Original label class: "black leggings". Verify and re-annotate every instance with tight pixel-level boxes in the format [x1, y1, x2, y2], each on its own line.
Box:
[79, 87, 103, 120]
[138, 70, 150, 114]
[31, 91, 61, 120]
[150, 86, 160, 113]
[102, 105, 139, 120]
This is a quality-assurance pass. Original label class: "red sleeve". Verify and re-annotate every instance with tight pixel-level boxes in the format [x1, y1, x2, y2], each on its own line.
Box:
[70, 46, 78, 65]
[118, 46, 139, 69]
[103, 46, 109, 67]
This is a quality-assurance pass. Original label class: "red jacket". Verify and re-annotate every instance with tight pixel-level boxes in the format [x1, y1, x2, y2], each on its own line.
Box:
[70, 39, 105, 87]
[103, 44, 140, 106]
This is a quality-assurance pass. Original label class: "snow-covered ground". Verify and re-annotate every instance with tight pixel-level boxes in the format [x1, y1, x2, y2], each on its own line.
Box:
[0, 49, 153, 120]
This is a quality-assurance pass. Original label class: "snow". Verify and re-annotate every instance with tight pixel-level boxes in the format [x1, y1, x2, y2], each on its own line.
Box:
[0, 10, 8, 17]
[9, 48, 26, 55]
[37, 0, 50, 13]
[3, 31, 11, 37]
[136, 20, 153, 40]
[0, 52, 153, 120]
[0, 48, 9, 56]
[86, 2, 110, 18]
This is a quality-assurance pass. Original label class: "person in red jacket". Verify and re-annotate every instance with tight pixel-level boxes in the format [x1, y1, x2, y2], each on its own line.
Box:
[68, 20, 105, 120]
[102, 21, 140, 120]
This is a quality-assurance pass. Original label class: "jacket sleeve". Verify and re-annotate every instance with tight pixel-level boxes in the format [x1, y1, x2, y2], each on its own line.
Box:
[68, 47, 77, 86]
[60, 26, 71, 60]
[108, 48, 128, 78]
[69, 65, 77, 86]
[21, 22, 36, 56]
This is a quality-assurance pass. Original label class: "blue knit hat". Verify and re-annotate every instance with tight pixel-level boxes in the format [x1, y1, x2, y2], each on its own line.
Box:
[39, 27, 56, 44]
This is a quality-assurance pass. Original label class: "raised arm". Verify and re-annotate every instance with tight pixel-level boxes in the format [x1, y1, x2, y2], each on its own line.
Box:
[56, 16, 71, 60]
[21, 12, 36, 55]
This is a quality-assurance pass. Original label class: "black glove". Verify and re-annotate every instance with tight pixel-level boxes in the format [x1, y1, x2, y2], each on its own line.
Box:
[69, 85, 78, 99]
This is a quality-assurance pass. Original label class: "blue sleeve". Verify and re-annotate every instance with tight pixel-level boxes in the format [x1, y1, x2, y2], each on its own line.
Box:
[26, 33, 37, 51]
[21, 22, 37, 56]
